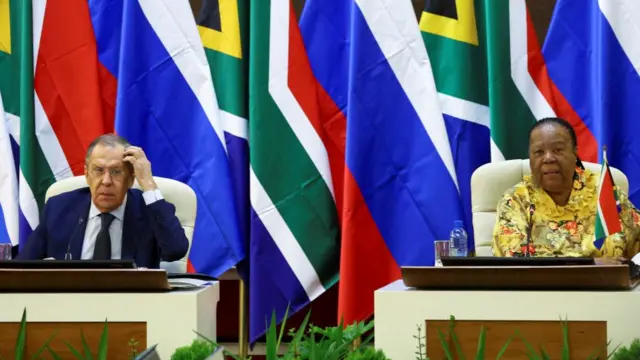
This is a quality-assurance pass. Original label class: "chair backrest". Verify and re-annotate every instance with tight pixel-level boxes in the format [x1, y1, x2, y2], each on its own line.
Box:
[44, 176, 197, 273]
[470, 159, 628, 256]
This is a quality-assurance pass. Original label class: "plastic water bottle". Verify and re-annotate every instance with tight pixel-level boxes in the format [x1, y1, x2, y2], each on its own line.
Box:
[449, 220, 468, 257]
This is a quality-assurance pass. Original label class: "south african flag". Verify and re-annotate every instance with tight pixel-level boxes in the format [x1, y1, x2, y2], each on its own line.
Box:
[594, 147, 622, 249]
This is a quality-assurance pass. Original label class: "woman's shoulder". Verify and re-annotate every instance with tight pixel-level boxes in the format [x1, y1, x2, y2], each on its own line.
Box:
[579, 168, 598, 188]
[499, 176, 531, 202]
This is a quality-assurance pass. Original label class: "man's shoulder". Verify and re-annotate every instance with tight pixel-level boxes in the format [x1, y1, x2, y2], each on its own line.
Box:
[127, 188, 144, 199]
[47, 187, 91, 206]
[126, 188, 168, 212]
[42, 188, 92, 225]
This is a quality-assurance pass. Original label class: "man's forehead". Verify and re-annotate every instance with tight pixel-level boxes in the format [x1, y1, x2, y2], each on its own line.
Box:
[90, 158, 125, 168]
[89, 145, 125, 165]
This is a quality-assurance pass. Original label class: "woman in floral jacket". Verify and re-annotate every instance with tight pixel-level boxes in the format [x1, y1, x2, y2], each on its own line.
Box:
[492, 118, 640, 258]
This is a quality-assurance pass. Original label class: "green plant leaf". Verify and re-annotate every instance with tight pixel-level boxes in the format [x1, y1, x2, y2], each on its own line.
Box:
[30, 332, 58, 360]
[46, 346, 63, 360]
[170, 339, 219, 360]
[97, 319, 108, 360]
[539, 345, 551, 360]
[362, 331, 375, 349]
[585, 339, 613, 360]
[277, 305, 291, 352]
[64, 341, 85, 360]
[516, 330, 542, 360]
[447, 317, 465, 360]
[606, 341, 622, 359]
[14, 308, 27, 360]
[79, 329, 94, 360]
[495, 334, 515, 360]
[265, 312, 278, 360]
[560, 317, 569, 360]
[474, 326, 486, 360]
[287, 310, 312, 358]
[192, 330, 233, 359]
[436, 328, 454, 360]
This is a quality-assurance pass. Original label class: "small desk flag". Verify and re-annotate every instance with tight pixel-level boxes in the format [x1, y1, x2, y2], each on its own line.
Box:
[594, 147, 622, 249]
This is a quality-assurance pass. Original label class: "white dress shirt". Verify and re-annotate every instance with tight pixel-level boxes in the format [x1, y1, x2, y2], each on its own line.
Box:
[80, 189, 164, 260]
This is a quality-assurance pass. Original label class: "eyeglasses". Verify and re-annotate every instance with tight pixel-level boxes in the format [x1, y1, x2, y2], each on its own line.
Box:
[91, 166, 126, 178]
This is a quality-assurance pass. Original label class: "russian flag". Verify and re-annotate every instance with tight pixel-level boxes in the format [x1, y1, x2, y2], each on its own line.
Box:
[300, 0, 464, 324]
[88, 0, 243, 276]
[543, 0, 640, 204]
[0, 93, 19, 247]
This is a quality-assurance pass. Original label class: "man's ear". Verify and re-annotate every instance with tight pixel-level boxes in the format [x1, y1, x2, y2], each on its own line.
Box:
[84, 164, 89, 180]
[126, 162, 135, 189]
[127, 174, 135, 189]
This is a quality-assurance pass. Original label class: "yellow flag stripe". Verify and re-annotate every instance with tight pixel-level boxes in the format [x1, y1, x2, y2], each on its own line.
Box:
[419, 0, 478, 46]
[0, 0, 10, 54]
[198, 0, 241, 59]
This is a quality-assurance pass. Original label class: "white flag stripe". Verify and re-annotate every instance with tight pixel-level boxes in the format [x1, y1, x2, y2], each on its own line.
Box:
[19, 172, 39, 231]
[5, 113, 19, 145]
[0, 93, 20, 245]
[222, 111, 248, 140]
[599, 0, 640, 79]
[509, 0, 556, 121]
[355, 0, 459, 190]
[32, 1, 72, 182]
[438, 93, 490, 128]
[33, 93, 72, 180]
[138, 0, 228, 154]
[268, 0, 336, 199]
[32, 0, 46, 73]
[250, 167, 325, 301]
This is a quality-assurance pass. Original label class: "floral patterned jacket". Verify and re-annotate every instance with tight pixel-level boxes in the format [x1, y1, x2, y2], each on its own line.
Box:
[492, 168, 640, 258]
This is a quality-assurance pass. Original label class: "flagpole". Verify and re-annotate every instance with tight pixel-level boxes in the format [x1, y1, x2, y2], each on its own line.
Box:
[238, 277, 249, 358]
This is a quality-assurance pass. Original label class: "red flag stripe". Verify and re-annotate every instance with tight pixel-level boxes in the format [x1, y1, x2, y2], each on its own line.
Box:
[524, 8, 598, 163]
[338, 173, 401, 324]
[600, 169, 622, 234]
[287, 2, 345, 215]
[35, 0, 116, 176]
[285, 2, 398, 325]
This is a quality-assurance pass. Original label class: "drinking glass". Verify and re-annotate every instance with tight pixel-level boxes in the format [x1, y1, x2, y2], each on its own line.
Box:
[0, 243, 12, 260]
[433, 240, 450, 267]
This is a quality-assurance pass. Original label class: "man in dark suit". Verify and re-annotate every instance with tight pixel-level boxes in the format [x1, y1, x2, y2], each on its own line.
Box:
[17, 134, 189, 268]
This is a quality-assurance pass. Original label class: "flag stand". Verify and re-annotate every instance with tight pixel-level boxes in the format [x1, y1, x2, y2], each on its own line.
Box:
[238, 278, 249, 358]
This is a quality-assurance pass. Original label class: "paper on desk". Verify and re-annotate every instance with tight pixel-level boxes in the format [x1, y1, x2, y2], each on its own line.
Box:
[168, 277, 212, 288]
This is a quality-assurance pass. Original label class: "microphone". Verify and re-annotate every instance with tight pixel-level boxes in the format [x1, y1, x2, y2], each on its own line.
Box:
[525, 204, 536, 257]
[65, 217, 85, 260]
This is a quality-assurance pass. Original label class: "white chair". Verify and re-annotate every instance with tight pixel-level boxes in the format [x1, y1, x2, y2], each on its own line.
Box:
[44, 176, 197, 273]
[470, 159, 628, 256]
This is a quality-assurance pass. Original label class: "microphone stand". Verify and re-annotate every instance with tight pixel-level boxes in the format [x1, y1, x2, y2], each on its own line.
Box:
[525, 204, 535, 257]
[65, 217, 85, 260]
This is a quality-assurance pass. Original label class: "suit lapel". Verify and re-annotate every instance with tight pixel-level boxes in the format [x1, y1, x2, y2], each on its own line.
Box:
[70, 192, 91, 260]
[121, 190, 142, 260]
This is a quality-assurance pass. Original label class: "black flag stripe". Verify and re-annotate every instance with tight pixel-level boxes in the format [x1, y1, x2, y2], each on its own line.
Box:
[197, 0, 222, 32]
[424, 0, 458, 20]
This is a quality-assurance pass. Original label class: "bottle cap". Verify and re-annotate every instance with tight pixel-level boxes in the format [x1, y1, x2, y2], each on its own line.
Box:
[454, 220, 463, 228]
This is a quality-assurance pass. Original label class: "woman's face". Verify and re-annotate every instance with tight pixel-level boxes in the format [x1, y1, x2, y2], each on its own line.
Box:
[529, 123, 577, 194]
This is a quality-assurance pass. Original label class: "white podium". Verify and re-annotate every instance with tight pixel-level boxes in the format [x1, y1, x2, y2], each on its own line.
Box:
[0, 282, 220, 359]
[375, 279, 640, 359]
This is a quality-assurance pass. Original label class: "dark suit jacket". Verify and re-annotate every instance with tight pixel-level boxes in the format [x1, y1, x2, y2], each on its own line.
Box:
[17, 188, 189, 268]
